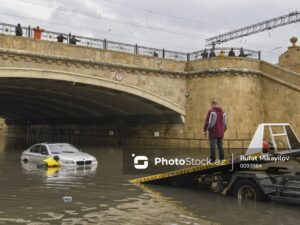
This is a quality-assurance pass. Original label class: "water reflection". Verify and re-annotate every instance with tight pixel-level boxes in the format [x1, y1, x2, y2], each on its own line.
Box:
[21, 161, 97, 180]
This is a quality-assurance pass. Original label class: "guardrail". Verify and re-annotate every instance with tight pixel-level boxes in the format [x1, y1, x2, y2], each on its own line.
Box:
[0, 22, 261, 61]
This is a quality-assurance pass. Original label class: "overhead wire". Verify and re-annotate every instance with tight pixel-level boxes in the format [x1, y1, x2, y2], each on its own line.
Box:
[12, 0, 208, 40]
[0, 11, 195, 50]
[0, 0, 294, 57]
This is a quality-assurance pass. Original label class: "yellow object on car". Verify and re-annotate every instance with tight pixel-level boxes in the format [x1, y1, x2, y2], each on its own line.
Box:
[43, 157, 60, 167]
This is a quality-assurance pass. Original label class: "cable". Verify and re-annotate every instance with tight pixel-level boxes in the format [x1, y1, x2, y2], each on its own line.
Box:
[27, 0, 290, 45]
[19, 0, 230, 29]
[0, 10, 282, 57]
[0, 11, 193, 50]
[0, 0, 290, 57]
[12, 0, 208, 40]
[100, 0, 228, 29]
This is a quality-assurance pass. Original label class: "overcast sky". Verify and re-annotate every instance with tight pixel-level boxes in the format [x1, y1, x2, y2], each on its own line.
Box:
[0, 0, 300, 63]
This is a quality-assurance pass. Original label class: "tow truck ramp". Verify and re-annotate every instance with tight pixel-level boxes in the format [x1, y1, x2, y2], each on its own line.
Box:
[129, 123, 300, 204]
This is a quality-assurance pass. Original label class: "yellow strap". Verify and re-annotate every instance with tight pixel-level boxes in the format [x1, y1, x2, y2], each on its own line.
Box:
[130, 160, 231, 184]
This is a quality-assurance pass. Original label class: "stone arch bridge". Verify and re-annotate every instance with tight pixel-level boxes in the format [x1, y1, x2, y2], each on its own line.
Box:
[1, 34, 300, 147]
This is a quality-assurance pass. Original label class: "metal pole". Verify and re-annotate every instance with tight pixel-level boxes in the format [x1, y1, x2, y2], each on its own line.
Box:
[103, 38, 107, 50]
[27, 26, 31, 38]
[68, 32, 71, 44]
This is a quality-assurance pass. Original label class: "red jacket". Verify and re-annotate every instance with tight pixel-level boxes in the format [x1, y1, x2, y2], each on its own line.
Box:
[204, 107, 227, 138]
[33, 28, 44, 40]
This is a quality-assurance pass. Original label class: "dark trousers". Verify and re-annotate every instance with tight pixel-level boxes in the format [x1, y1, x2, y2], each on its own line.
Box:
[209, 137, 224, 161]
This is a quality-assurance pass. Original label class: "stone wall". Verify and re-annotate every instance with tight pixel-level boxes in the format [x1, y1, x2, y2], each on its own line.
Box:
[0, 34, 187, 72]
[185, 72, 262, 141]
[261, 76, 300, 136]
[0, 118, 5, 133]
[278, 37, 300, 73]
[0, 49, 187, 115]
[188, 57, 260, 71]
[2, 33, 300, 148]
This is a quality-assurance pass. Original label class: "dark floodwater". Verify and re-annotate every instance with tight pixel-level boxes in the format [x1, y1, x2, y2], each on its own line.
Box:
[0, 140, 299, 225]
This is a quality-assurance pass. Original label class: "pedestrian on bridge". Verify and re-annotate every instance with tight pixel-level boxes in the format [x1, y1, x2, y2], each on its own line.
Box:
[33, 26, 44, 40]
[228, 48, 235, 56]
[15, 23, 23, 37]
[201, 49, 208, 58]
[204, 101, 227, 162]
[57, 33, 67, 43]
[209, 49, 216, 57]
[69, 35, 80, 45]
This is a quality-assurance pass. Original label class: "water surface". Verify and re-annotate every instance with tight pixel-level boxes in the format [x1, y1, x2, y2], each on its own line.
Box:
[0, 142, 299, 225]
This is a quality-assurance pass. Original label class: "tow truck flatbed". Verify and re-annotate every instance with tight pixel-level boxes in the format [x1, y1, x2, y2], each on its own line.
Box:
[129, 123, 300, 204]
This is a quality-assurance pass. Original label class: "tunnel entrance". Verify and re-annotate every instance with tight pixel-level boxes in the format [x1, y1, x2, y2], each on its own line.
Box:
[0, 77, 184, 148]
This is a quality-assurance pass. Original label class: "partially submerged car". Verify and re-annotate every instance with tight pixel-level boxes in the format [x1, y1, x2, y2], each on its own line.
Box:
[21, 143, 98, 167]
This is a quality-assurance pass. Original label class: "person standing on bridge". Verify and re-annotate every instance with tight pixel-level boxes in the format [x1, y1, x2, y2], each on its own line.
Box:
[228, 48, 235, 57]
[204, 101, 227, 162]
[15, 23, 23, 37]
[69, 35, 80, 45]
[201, 49, 208, 58]
[209, 48, 216, 57]
[57, 33, 67, 43]
[33, 26, 44, 40]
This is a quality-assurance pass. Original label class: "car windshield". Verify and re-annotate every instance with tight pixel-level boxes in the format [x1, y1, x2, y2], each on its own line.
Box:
[48, 144, 79, 154]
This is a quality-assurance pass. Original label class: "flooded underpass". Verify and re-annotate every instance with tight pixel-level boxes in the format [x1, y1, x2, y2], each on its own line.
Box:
[0, 138, 300, 225]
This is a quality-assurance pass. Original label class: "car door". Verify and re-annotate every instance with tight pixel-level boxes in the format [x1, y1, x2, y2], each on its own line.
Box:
[29, 144, 42, 162]
[29, 145, 50, 163]
[40, 145, 50, 160]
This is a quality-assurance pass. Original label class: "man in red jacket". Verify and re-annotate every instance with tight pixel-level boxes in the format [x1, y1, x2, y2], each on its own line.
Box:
[204, 101, 227, 162]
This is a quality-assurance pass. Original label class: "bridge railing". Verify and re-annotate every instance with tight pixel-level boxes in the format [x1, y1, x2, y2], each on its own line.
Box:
[189, 47, 261, 60]
[106, 39, 135, 54]
[0, 22, 31, 37]
[137, 45, 164, 57]
[0, 22, 261, 62]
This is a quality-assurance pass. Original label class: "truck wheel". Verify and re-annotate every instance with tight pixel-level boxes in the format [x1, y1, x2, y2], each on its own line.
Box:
[231, 179, 265, 201]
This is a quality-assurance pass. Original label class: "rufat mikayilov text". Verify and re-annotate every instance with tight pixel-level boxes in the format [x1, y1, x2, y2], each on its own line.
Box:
[240, 155, 290, 162]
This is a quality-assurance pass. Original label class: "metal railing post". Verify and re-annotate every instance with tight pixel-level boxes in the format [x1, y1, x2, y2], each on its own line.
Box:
[134, 44, 138, 54]
[27, 26, 31, 38]
[103, 38, 107, 50]
[68, 32, 71, 44]
[162, 48, 165, 58]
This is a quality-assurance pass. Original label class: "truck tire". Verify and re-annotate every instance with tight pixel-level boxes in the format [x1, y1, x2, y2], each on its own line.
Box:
[230, 179, 266, 201]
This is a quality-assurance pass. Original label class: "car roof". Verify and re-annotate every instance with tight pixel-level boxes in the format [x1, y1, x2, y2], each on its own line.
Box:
[33, 143, 71, 146]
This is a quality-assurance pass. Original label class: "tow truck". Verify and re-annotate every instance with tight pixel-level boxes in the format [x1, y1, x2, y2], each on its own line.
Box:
[130, 123, 300, 204]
